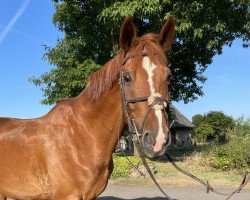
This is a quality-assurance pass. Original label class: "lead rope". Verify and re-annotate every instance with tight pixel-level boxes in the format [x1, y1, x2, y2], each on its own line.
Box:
[165, 153, 250, 200]
[130, 116, 176, 200]
[133, 140, 176, 200]
[165, 110, 250, 199]
[133, 132, 249, 200]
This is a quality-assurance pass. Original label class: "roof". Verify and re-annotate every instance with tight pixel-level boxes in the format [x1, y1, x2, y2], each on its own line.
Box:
[169, 105, 195, 129]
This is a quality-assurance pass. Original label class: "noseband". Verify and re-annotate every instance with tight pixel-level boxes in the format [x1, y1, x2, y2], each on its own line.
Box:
[119, 52, 171, 143]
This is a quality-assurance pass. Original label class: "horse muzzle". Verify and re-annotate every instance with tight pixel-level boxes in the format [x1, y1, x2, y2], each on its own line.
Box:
[142, 132, 168, 158]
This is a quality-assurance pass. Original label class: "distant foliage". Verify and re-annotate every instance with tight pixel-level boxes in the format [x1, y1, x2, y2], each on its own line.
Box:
[30, 59, 100, 104]
[193, 123, 215, 143]
[111, 155, 149, 179]
[200, 116, 250, 171]
[231, 116, 250, 138]
[111, 156, 131, 179]
[192, 111, 234, 144]
[192, 114, 203, 127]
[209, 139, 250, 170]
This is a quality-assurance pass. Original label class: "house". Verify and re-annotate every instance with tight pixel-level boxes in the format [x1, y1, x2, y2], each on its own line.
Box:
[169, 105, 195, 147]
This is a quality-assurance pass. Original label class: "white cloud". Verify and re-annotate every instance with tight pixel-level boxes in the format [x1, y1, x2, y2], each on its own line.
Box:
[0, 0, 31, 45]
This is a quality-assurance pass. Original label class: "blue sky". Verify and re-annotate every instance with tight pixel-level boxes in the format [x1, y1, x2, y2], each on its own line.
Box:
[0, 0, 249, 120]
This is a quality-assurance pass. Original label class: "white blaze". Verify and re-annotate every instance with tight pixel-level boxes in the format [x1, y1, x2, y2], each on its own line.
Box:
[142, 57, 166, 153]
[142, 57, 156, 94]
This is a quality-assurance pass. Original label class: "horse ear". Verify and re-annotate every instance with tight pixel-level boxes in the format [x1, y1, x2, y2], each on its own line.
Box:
[159, 16, 175, 52]
[119, 16, 137, 52]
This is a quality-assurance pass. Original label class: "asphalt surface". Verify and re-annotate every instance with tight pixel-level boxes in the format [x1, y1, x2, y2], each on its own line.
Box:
[98, 183, 250, 200]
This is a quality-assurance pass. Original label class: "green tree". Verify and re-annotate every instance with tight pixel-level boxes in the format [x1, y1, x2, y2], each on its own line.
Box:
[192, 111, 235, 143]
[30, 0, 250, 105]
[205, 111, 235, 142]
[193, 122, 214, 143]
[192, 114, 204, 127]
[232, 116, 250, 138]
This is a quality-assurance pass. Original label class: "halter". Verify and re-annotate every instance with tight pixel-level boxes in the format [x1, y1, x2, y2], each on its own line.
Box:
[118, 51, 249, 200]
[119, 51, 176, 200]
[119, 51, 171, 143]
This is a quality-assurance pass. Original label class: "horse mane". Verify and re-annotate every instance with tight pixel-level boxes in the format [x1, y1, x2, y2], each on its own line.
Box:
[85, 33, 167, 101]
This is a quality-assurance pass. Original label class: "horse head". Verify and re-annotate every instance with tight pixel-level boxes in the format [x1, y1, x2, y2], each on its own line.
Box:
[119, 16, 175, 158]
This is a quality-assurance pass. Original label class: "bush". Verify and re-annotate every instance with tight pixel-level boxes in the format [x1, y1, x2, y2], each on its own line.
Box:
[232, 116, 250, 138]
[209, 139, 250, 170]
[110, 155, 143, 179]
[193, 123, 214, 143]
[192, 111, 234, 144]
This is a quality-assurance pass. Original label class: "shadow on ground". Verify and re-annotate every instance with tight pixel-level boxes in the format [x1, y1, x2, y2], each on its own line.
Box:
[98, 197, 166, 200]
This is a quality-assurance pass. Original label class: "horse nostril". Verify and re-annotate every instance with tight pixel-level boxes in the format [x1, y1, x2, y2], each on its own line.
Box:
[143, 132, 154, 148]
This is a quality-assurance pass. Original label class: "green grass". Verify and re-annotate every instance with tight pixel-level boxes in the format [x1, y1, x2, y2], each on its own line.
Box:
[109, 119, 250, 189]
[111, 153, 250, 189]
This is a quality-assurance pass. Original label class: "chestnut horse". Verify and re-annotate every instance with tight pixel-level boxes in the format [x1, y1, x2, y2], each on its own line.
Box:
[0, 16, 175, 200]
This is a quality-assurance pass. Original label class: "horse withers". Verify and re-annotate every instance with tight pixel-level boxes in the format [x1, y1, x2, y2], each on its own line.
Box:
[0, 16, 175, 200]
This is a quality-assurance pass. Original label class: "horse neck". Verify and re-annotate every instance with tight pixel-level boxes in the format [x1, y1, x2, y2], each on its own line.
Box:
[75, 85, 125, 156]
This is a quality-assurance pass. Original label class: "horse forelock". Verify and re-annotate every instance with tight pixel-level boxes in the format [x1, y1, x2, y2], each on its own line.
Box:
[126, 34, 167, 71]
[85, 34, 167, 101]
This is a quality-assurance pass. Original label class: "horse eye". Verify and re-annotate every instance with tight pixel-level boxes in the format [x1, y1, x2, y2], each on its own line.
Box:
[124, 74, 132, 83]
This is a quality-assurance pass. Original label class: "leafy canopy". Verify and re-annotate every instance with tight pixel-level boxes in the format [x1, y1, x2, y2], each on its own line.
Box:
[192, 111, 235, 143]
[30, 0, 250, 105]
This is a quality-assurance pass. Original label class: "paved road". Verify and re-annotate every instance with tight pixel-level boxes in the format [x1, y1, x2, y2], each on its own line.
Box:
[98, 183, 250, 200]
